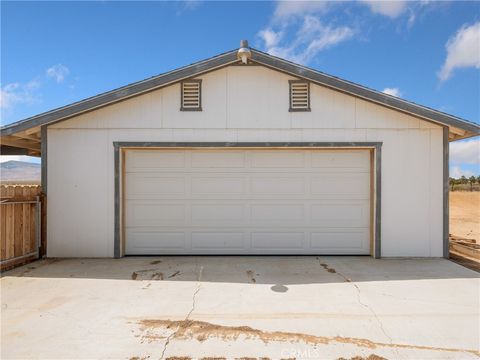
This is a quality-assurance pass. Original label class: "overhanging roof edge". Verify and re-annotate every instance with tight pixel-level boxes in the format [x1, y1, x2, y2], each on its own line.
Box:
[1, 47, 479, 137]
[249, 49, 480, 135]
[1, 49, 239, 136]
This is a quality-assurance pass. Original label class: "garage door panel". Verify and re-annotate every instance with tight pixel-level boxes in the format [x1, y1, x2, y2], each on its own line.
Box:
[311, 173, 370, 197]
[191, 151, 246, 168]
[126, 174, 186, 198]
[126, 203, 186, 226]
[191, 177, 246, 195]
[125, 149, 371, 255]
[311, 151, 370, 168]
[125, 231, 186, 252]
[191, 204, 245, 222]
[310, 202, 370, 227]
[191, 232, 245, 249]
[250, 176, 306, 195]
[251, 204, 305, 222]
[251, 232, 304, 249]
[125, 227, 369, 254]
[310, 230, 370, 252]
[126, 151, 186, 170]
[251, 151, 305, 168]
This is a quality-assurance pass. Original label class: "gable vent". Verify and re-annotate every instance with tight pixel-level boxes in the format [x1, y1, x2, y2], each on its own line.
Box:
[289, 80, 310, 112]
[181, 80, 202, 111]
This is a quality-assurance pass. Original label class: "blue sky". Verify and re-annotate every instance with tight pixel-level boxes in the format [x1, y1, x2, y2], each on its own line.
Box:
[1, 1, 479, 176]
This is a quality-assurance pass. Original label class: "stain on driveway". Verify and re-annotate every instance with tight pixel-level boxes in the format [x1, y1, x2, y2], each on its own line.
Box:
[135, 319, 480, 356]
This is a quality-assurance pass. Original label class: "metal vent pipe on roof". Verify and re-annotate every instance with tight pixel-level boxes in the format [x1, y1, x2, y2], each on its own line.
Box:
[237, 40, 251, 64]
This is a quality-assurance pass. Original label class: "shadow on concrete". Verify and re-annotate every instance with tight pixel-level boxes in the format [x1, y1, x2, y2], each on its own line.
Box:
[2, 256, 478, 284]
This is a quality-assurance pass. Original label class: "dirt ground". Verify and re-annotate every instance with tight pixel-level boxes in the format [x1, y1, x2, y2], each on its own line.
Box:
[450, 192, 480, 242]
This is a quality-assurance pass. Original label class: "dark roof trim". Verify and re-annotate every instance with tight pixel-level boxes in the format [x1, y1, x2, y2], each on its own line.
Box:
[1, 47, 479, 137]
[250, 50, 480, 135]
[1, 49, 239, 136]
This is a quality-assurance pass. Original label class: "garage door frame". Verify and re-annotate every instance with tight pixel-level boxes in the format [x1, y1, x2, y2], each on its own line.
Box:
[113, 142, 382, 258]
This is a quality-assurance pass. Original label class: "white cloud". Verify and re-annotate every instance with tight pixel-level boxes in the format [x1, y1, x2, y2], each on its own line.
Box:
[258, 16, 354, 64]
[450, 165, 475, 179]
[174, 0, 202, 13]
[0, 83, 20, 109]
[382, 87, 402, 97]
[46, 64, 70, 83]
[1, 65, 70, 116]
[407, 9, 416, 29]
[258, 0, 423, 66]
[25, 80, 40, 90]
[449, 138, 479, 179]
[183, 0, 201, 10]
[438, 22, 480, 81]
[360, 1, 408, 18]
[258, 28, 283, 49]
[273, 1, 329, 22]
[450, 138, 480, 165]
[0, 82, 39, 111]
[0, 156, 40, 164]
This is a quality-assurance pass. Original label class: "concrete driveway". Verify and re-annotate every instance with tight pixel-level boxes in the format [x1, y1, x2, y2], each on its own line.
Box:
[1, 256, 479, 360]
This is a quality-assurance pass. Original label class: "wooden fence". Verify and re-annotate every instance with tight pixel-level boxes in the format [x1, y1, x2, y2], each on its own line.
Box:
[0, 185, 43, 270]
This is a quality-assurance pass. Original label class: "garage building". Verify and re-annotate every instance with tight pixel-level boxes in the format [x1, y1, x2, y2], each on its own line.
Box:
[1, 41, 479, 258]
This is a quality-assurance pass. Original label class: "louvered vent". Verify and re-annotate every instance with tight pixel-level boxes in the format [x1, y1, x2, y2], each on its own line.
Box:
[289, 80, 310, 111]
[181, 80, 202, 111]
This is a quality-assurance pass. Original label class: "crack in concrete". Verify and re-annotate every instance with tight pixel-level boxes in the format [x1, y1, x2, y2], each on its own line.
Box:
[317, 258, 394, 347]
[159, 328, 174, 359]
[168, 270, 181, 279]
[352, 282, 394, 346]
[160, 258, 202, 360]
[160, 286, 201, 359]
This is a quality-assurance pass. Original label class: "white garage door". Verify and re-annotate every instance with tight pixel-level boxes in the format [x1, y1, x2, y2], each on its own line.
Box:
[124, 149, 371, 255]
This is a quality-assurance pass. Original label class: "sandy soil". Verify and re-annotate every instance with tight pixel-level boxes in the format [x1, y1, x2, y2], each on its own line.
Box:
[450, 192, 480, 242]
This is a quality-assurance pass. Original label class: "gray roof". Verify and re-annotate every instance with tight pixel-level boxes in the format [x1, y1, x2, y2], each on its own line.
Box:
[1, 47, 479, 137]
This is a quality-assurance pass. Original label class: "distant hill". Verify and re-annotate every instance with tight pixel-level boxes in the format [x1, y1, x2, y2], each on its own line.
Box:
[0, 161, 41, 183]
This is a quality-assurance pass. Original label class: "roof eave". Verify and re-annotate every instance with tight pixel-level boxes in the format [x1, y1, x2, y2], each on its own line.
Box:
[0, 49, 239, 136]
[249, 49, 480, 136]
[1, 47, 478, 138]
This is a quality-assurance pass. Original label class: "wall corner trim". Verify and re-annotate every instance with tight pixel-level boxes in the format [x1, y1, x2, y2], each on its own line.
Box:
[443, 127, 449, 259]
[114, 143, 121, 259]
[41, 126, 48, 195]
[374, 142, 382, 259]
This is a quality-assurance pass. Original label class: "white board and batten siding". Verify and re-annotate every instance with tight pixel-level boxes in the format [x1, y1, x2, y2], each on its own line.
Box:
[125, 149, 371, 255]
[47, 65, 444, 258]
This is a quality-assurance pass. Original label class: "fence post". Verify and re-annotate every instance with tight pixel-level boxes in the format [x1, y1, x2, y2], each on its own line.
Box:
[40, 193, 47, 257]
[35, 196, 41, 258]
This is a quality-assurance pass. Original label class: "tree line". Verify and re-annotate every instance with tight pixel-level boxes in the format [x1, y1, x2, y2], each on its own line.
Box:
[449, 175, 480, 191]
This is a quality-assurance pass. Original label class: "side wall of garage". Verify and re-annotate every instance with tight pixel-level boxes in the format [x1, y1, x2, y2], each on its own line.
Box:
[47, 65, 444, 257]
